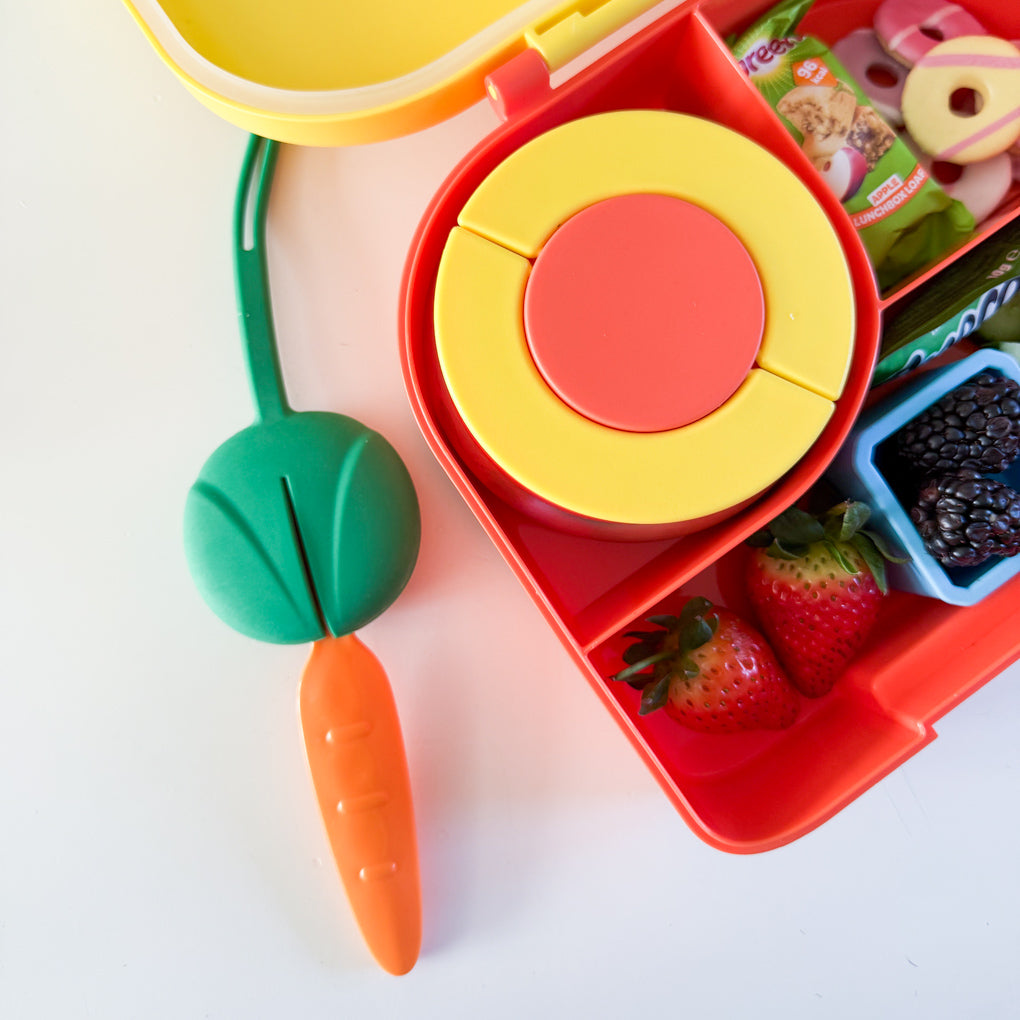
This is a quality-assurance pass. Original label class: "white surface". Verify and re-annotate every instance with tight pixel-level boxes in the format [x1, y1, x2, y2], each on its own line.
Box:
[3, 4, 1019, 1018]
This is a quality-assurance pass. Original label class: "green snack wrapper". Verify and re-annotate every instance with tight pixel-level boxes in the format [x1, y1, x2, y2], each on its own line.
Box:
[729, 0, 974, 291]
[874, 218, 1020, 385]
[978, 292, 1020, 345]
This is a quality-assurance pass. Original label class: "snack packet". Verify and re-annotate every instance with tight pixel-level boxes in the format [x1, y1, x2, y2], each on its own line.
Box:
[874, 218, 1020, 384]
[978, 292, 1020, 345]
[729, 0, 974, 291]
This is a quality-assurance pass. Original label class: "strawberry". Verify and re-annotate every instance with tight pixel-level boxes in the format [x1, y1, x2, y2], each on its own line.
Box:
[745, 500, 904, 697]
[611, 596, 799, 734]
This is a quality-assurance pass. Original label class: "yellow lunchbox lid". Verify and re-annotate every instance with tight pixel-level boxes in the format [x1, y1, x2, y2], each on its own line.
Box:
[122, 0, 674, 144]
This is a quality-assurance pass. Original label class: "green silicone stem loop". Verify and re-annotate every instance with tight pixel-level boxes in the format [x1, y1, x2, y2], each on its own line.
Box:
[235, 134, 291, 423]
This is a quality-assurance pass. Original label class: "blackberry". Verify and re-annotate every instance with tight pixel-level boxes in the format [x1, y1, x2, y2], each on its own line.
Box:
[909, 469, 1020, 568]
[896, 371, 1020, 477]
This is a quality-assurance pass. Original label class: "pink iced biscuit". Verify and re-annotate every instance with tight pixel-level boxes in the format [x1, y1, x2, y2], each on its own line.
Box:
[875, 0, 986, 67]
[902, 36, 1020, 163]
[833, 28, 907, 126]
[917, 151, 1013, 223]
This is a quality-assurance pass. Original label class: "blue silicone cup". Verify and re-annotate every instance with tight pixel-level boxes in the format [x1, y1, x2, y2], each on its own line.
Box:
[827, 348, 1020, 606]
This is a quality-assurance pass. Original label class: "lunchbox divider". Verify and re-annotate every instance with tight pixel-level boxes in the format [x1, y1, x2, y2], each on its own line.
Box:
[878, 205, 1020, 311]
[677, 12, 818, 156]
[674, 689, 932, 851]
[857, 579, 1020, 727]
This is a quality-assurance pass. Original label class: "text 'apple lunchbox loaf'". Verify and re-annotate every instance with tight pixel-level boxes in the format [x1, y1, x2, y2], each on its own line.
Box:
[730, 0, 974, 291]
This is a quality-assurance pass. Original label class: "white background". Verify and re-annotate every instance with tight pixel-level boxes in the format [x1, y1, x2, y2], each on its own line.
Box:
[3, 3, 1019, 1017]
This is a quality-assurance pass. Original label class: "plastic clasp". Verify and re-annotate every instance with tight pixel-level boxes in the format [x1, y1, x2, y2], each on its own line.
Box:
[484, 49, 553, 121]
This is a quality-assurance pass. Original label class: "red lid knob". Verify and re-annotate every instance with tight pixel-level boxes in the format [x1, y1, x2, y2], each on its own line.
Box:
[523, 193, 764, 433]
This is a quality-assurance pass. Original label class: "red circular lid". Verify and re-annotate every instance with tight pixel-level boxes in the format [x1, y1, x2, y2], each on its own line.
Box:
[523, 193, 764, 433]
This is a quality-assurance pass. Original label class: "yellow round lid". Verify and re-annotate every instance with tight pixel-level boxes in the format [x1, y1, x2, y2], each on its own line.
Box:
[434, 111, 855, 527]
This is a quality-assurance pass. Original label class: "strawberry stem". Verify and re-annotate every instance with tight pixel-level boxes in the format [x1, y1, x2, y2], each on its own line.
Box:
[611, 598, 721, 712]
[614, 649, 674, 683]
[748, 499, 907, 595]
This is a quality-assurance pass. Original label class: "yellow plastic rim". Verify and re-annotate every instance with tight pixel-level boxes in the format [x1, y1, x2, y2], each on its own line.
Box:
[122, 0, 669, 144]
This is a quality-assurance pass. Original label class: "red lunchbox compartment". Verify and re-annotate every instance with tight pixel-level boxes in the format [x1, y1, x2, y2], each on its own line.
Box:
[400, 0, 1020, 851]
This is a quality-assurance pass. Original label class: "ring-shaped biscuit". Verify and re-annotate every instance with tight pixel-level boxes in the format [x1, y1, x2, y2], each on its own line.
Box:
[902, 36, 1020, 163]
[433, 111, 855, 529]
[832, 28, 907, 125]
[874, 0, 986, 67]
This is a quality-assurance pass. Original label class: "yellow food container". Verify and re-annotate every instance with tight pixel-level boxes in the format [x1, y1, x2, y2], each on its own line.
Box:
[433, 110, 854, 535]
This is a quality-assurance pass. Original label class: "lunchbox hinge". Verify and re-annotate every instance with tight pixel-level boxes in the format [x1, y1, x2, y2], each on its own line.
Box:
[525, 0, 667, 71]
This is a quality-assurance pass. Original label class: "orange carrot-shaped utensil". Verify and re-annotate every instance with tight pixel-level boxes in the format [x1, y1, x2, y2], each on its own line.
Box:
[300, 635, 421, 975]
